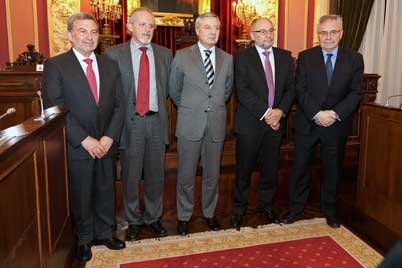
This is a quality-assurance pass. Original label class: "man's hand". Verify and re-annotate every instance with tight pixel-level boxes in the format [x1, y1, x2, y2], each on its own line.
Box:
[264, 109, 283, 130]
[81, 136, 106, 159]
[99, 136, 114, 156]
[314, 110, 337, 127]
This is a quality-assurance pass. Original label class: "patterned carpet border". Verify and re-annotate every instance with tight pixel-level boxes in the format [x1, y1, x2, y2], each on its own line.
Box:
[86, 218, 383, 268]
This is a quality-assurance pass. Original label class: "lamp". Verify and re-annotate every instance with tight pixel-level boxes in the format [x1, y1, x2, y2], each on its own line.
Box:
[90, 0, 122, 35]
[232, 0, 277, 40]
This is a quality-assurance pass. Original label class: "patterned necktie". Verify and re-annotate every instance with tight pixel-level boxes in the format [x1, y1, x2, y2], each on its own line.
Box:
[136, 47, 150, 116]
[83, 58, 98, 105]
[263, 51, 275, 108]
[204, 49, 214, 88]
[326, 53, 333, 86]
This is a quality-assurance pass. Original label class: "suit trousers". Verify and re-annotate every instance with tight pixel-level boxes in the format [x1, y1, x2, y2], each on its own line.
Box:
[233, 130, 282, 216]
[121, 114, 165, 225]
[176, 126, 224, 221]
[68, 157, 115, 245]
[289, 129, 347, 217]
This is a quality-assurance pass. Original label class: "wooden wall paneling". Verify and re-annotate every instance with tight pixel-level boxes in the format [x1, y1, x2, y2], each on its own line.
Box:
[42, 125, 69, 256]
[0, 139, 43, 268]
[357, 104, 402, 237]
[0, 110, 74, 268]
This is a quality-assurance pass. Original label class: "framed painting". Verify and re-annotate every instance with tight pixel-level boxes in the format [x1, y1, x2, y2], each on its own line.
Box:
[127, 0, 211, 27]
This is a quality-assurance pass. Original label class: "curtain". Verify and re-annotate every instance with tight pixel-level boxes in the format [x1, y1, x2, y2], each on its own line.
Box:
[211, 0, 236, 53]
[338, 0, 375, 50]
[359, 0, 384, 74]
[376, 0, 402, 105]
[153, 26, 182, 53]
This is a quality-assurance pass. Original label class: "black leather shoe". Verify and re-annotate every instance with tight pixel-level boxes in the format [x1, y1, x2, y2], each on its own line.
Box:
[127, 224, 141, 241]
[92, 237, 126, 250]
[177, 220, 189, 236]
[148, 220, 167, 237]
[76, 243, 92, 263]
[231, 214, 243, 230]
[326, 216, 341, 228]
[203, 216, 220, 231]
[263, 210, 280, 224]
[281, 211, 304, 224]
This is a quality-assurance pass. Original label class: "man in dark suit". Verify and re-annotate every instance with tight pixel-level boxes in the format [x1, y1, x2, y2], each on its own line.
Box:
[282, 14, 364, 228]
[106, 7, 172, 241]
[232, 17, 295, 228]
[43, 13, 126, 263]
[169, 12, 233, 236]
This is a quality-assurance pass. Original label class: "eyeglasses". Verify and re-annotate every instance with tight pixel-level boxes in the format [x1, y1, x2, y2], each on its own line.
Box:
[252, 28, 276, 35]
[318, 29, 342, 37]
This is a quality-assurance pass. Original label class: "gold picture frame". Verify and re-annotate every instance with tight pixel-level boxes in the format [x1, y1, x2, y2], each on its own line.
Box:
[127, 0, 211, 27]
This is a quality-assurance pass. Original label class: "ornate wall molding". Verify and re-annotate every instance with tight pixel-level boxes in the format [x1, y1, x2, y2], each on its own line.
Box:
[47, 0, 80, 56]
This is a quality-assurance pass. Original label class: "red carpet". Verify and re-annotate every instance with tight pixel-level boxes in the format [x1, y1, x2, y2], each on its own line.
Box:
[120, 236, 363, 268]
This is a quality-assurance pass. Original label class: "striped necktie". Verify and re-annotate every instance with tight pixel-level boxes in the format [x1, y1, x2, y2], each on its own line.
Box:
[204, 49, 214, 88]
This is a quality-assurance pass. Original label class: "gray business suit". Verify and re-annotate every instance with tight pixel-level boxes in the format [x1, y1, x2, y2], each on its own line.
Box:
[106, 41, 172, 225]
[169, 43, 233, 221]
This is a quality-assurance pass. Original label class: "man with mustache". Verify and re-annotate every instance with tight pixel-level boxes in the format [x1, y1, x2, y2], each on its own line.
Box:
[231, 17, 295, 229]
[106, 7, 173, 241]
[282, 14, 364, 228]
[169, 12, 234, 236]
[43, 12, 126, 263]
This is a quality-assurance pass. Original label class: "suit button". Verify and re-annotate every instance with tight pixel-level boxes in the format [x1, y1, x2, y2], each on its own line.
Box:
[130, 118, 134, 121]
[206, 81, 209, 84]
[208, 95, 212, 98]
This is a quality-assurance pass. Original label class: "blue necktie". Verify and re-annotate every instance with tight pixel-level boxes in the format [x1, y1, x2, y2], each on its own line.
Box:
[325, 53, 333, 86]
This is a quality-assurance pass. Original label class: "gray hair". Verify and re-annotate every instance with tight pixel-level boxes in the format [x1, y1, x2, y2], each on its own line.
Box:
[316, 14, 343, 32]
[250, 17, 274, 31]
[195, 12, 220, 29]
[67, 12, 98, 32]
[128, 7, 154, 24]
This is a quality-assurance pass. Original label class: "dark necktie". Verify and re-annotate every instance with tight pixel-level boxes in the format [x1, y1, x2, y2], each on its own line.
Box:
[263, 51, 275, 107]
[204, 49, 214, 88]
[83, 58, 98, 105]
[136, 47, 150, 116]
[326, 53, 333, 86]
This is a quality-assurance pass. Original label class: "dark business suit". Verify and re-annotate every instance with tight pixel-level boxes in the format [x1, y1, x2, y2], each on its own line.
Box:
[43, 49, 124, 245]
[233, 46, 295, 216]
[106, 42, 172, 225]
[289, 46, 364, 217]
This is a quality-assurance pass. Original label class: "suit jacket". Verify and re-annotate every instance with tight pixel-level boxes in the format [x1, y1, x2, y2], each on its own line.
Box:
[234, 46, 295, 135]
[105, 42, 173, 147]
[43, 49, 125, 160]
[294, 46, 364, 137]
[169, 44, 234, 142]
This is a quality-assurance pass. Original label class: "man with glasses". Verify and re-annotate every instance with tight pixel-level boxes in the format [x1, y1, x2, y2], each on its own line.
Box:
[106, 7, 173, 241]
[169, 12, 233, 236]
[282, 14, 364, 228]
[231, 17, 295, 229]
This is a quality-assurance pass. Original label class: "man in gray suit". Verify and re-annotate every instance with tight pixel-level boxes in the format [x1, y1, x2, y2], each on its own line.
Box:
[169, 12, 234, 236]
[106, 7, 172, 241]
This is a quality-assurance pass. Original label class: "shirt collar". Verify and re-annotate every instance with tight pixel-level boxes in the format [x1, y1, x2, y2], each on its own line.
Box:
[72, 48, 96, 61]
[255, 45, 273, 56]
[198, 42, 215, 54]
[322, 46, 339, 58]
[130, 39, 152, 51]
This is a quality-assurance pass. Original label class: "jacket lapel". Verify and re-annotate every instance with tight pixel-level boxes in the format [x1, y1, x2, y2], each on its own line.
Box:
[189, 44, 207, 76]
[251, 47, 269, 90]
[330, 47, 344, 88]
[152, 44, 163, 98]
[120, 43, 136, 102]
[311, 46, 329, 88]
[67, 50, 98, 107]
